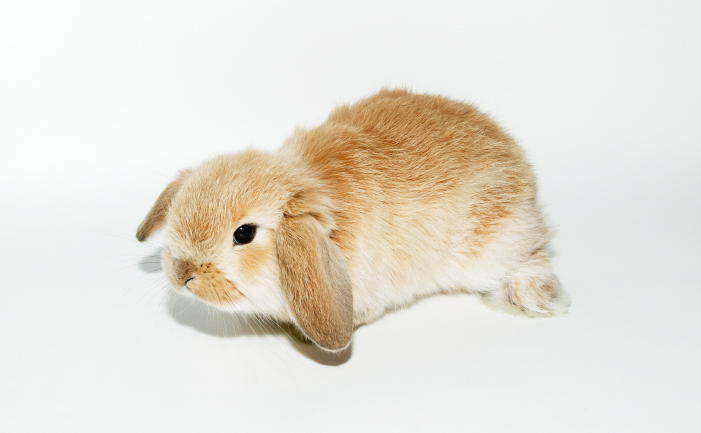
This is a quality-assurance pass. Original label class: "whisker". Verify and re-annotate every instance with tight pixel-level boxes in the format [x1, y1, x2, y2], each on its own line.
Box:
[144, 278, 171, 306]
[129, 274, 168, 308]
[156, 281, 173, 310]
[126, 267, 164, 293]
[116, 254, 162, 261]
[117, 258, 162, 264]
[108, 262, 162, 274]
[179, 297, 196, 315]
[251, 314, 277, 336]
[87, 229, 165, 250]
[243, 315, 260, 339]
[121, 269, 162, 301]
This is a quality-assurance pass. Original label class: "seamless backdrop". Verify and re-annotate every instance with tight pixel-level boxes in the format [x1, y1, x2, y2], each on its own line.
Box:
[1, 1, 700, 432]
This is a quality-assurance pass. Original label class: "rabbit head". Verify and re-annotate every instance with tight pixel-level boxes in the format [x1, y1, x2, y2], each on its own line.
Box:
[136, 151, 353, 351]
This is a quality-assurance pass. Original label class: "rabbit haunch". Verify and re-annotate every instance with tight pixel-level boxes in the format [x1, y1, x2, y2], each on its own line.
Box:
[136, 89, 570, 352]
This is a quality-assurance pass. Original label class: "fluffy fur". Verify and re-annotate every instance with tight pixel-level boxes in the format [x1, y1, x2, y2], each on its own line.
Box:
[136, 89, 570, 351]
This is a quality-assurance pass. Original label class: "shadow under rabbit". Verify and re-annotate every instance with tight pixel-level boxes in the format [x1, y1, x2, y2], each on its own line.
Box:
[162, 290, 353, 365]
[136, 251, 352, 364]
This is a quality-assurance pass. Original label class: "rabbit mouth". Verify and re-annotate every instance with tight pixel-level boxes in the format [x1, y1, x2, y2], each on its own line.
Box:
[182, 274, 243, 306]
[163, 251, 243, 306]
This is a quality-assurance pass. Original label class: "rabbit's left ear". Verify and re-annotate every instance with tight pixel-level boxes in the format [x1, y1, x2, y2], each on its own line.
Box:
[136, 169, 192, 242]
[277, 193, 353, 352]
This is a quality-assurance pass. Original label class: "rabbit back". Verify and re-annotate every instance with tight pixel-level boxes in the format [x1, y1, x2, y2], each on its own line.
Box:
[283, 89, 555, 323]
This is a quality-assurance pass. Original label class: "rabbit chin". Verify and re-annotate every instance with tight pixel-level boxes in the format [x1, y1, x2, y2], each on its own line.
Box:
[216, 257, 290, 321]
[170, 278, 290, 322]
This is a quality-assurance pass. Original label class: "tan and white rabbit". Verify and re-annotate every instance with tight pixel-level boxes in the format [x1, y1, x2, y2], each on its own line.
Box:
[136, 89, 570, 351]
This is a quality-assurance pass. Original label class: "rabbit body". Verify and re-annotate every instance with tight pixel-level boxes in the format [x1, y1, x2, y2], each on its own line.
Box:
[137, 89, 569, 351]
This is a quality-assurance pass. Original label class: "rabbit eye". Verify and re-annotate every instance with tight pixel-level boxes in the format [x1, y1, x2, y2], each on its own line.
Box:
[233, 224, 257, 245]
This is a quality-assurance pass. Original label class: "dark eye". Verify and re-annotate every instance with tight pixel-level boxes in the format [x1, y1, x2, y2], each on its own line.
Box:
[233, 224, 257, 245]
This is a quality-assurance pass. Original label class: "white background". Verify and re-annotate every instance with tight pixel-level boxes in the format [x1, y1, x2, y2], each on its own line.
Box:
[2, 1, 700, 432]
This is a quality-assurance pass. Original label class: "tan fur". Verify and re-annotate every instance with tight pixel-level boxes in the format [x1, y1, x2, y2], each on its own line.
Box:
[237, 241, 277, 283]
[137, 89, 569, 351]
[277, 214, 353, 351]
[136, 169, 192, 242]
[162, 249, 242, 304]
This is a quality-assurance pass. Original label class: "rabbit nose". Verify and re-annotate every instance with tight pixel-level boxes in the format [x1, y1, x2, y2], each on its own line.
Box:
[184, 277, 195, 291]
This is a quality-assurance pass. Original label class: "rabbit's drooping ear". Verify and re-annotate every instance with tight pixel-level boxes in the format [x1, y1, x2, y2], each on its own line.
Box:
[277, 201, 353, 351]
[136, 169, 192, 242]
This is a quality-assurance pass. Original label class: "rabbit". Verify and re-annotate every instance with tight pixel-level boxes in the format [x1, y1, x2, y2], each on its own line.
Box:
[136, 89, 570, 352]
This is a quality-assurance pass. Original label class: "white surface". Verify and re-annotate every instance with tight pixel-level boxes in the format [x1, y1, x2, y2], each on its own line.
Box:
[2, 1, 700, 432]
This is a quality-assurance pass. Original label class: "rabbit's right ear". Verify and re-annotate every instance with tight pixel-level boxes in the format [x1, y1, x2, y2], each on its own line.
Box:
[136, 169, 192, 242]
[277, 212, 353, 352]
